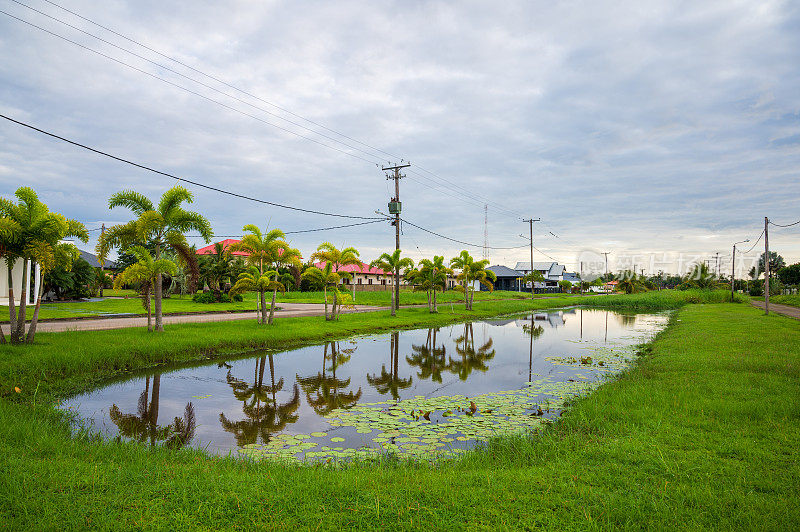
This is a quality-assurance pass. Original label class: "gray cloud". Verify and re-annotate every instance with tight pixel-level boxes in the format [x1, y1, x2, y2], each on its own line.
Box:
[1, 0, 798, 273]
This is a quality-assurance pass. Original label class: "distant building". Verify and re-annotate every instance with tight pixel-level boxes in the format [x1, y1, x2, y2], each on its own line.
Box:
[313, 261, 399, 288]
[485, 265, 525, 291]
[0, 259, 40, 306]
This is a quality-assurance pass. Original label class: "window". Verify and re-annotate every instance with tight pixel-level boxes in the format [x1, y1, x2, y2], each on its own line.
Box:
[368, 279, 373, 285]
[358, 278, 362, 285]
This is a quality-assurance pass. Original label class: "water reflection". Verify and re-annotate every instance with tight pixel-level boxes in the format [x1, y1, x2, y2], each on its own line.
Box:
[109, 374, 196, 449]
[367, 332, 413, 399]
[449, 322, 496, 381]
[219, 355, 300, 446]
[407, 328, 448, 383]
[297, 341, 362, 414]
[65, 309, 670, 457]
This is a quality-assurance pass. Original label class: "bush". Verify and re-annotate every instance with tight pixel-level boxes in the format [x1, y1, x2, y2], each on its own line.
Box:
[45, 258, 95, 300]
[192, 291, 243, 304]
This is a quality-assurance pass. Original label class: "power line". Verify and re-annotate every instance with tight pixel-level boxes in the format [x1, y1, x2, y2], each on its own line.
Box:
[39, 0, 399, 162]
[742, 230, 765, 254]
[768, 218, 800, 228]
[5, 2, 528, 223]
[0, 113, 381, 220]
[8, 0, 397, 164]
[184, 219, 383, 238]
[400, 217, 529, 250]
[0, 9, 383, 166]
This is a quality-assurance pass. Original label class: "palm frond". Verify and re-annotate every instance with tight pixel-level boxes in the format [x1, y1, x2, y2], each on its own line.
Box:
[157, 186, 193, 216]
[109, 190, 154, 215]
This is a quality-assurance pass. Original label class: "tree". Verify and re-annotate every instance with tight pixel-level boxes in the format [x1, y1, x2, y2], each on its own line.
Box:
[198, 242, 232, 294]
[113, 246, 177, 332]
[370, 250, 414, 317]
[0, 187, 87, 344]
[311, 242, 361, 320]
[758, 252, 785, 281]
[45, 257, 95, 300]
[558, 280, 572, 293]
[229, 267, 284, 325]
[518, 270, 545, 295]
[98, 186, 211, 332]
[416, 256, 452, 313]
[616, 270, 648, 294]
[301, 263, 340, 320]
[777, 263, 800, 286]
[450, 251, 496, 310]
[230, 225, 300, 325]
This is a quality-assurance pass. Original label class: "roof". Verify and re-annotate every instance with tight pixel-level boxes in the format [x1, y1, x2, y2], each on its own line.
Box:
[314, 261, 391, 275]
[514, 261, 558, 272]
[78, 249, 115, 269]
[486, 265, 523, 278]
[561, 272, 581, 283]
[196, 239, 301, 260]
[196, 239, 250, 257]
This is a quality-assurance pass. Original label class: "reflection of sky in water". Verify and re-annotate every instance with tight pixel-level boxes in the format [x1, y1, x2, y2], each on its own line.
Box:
[61, 309, 668, 456]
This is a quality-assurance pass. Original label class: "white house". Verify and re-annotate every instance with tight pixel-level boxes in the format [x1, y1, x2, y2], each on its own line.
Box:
[514, 261, 567, 288]
[0, 259, 41, 306]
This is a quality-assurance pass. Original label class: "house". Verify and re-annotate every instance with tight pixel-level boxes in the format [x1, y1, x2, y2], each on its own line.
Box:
[561, 272, 581, 286]
[0, 259, 40, 306]
[313, 261, 398, 290]
[514, 261, 567, 288]
[196, 239, 250, 257]
[484, 265, 525, 291]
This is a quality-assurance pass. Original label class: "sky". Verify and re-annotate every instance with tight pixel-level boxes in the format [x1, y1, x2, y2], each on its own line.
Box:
[1, 0, 798, 277]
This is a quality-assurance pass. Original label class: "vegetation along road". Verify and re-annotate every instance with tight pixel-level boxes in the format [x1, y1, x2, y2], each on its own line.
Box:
[2, 290, 797, 529]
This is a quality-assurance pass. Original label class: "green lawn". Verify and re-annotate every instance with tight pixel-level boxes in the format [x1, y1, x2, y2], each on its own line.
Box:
[1, 288, 554, 321]
[1, 293, 796, 529]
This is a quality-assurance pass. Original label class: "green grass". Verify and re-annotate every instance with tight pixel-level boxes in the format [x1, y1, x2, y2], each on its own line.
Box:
[276, 288, 536, 306]
[100, 288, 139, 297]
[2, 293, 797, 529]
[1, 292, 263, 321]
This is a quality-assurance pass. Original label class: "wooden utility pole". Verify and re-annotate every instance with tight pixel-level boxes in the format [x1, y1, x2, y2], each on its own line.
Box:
[764, 216, 770, 315]
[523, 218, 540, 300]
[601, 252, 610, 293]
[99, 223, 105, 297]
[731, 239, 749, 302]
[714, 252, 720, 277]
[382, 163, 410, 311]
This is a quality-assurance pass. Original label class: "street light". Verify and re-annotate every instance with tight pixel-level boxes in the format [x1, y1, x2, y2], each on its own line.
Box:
[731, 239, 749, 301]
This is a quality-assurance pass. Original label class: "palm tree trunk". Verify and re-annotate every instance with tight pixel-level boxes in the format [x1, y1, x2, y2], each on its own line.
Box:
[154, 271, 163, 332]
[427, 290, 431, 312]
[14, 259, 29, 342]
[390, 279, 396, 317]
[260, 290, 268, 324]
[268, 288, 277, 324]
[25, 270, 44, 343]
[433, 288, 438, 313]
[146, 291, 153, 332]
[7, 259, 17, 343]
[323, 286, 329, 321]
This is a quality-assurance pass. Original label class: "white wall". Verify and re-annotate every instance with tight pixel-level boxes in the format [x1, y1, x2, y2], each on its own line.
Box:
[0, 259, 40, 306]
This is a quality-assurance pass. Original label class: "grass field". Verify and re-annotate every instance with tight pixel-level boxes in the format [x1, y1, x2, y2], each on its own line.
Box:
[0, 288, 557, 321]
[2, 292, 796, 529]
[771, 294, 800, 308]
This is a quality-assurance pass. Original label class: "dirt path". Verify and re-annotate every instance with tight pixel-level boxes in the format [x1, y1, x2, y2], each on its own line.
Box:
[0, 303, 387, 333]
[750, 300, 800, 320]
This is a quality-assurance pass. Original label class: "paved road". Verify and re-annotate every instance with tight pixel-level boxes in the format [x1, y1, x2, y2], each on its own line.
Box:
[0, 303, 387, 333]
[750, 300, 800, 320]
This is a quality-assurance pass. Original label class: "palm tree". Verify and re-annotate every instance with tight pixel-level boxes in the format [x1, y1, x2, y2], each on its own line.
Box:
[114, 246, 177, 332]
[229, 267, 284, 324]
[198, 242, 232, 294]
[311, 242, 361, 319]
[219, 355, 301, 446]
[98, 186, 212, 332]
[109, 374, 196, 449]
[404, 266, 433, 311]
[0, 187, 87, 344]
[370, 250, 414, 317]
[301, 262, 340, 321]
[297, 342, 362, 414]
[450, 251, 496, 310]
[229, 225, 300, 324]
[518, 270, 545, 296]
[417, 256, 451, 313]
[616, 270, 647, 294]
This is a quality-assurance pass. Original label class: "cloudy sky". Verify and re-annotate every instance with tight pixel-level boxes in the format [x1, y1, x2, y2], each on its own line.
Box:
[1, 0, 798, 275]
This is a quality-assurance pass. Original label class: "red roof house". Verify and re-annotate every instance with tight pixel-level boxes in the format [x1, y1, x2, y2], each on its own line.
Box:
[196, 239, 249, 257]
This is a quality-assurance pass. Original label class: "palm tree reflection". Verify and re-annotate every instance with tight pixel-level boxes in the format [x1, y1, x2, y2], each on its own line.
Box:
[219, 354, 300, 446]
[297, 341, 362, 414]
[406, 328, 448, 383]
[109, 374, 196, 449]
[448, 322, 496, 381]
[367, 332, 413, 399]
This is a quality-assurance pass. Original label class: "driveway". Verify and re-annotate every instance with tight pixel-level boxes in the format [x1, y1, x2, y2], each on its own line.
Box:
[750, 300, 800, 320]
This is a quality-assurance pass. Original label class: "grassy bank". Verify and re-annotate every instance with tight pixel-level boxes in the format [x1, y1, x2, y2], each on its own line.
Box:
[771, 294, 800, 308]
[3, 293, 796, 529]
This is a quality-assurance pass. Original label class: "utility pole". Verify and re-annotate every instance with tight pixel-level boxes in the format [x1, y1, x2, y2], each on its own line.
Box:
[601, 252, 610, 294]
[714, 252, 719, 277]
[523, 218, 540, 300]
[731, 239, 749, 302]
[383, 162, 410, 311]
[482, 204, 489, 261]
[99, 223, 105, 297]
[764, 216, 770, 315]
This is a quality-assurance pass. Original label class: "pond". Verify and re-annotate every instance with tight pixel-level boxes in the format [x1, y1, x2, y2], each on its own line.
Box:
[61, 309, 669, 462]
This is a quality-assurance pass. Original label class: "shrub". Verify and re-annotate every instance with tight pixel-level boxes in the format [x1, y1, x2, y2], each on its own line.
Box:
[192, 291, 243, 304]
